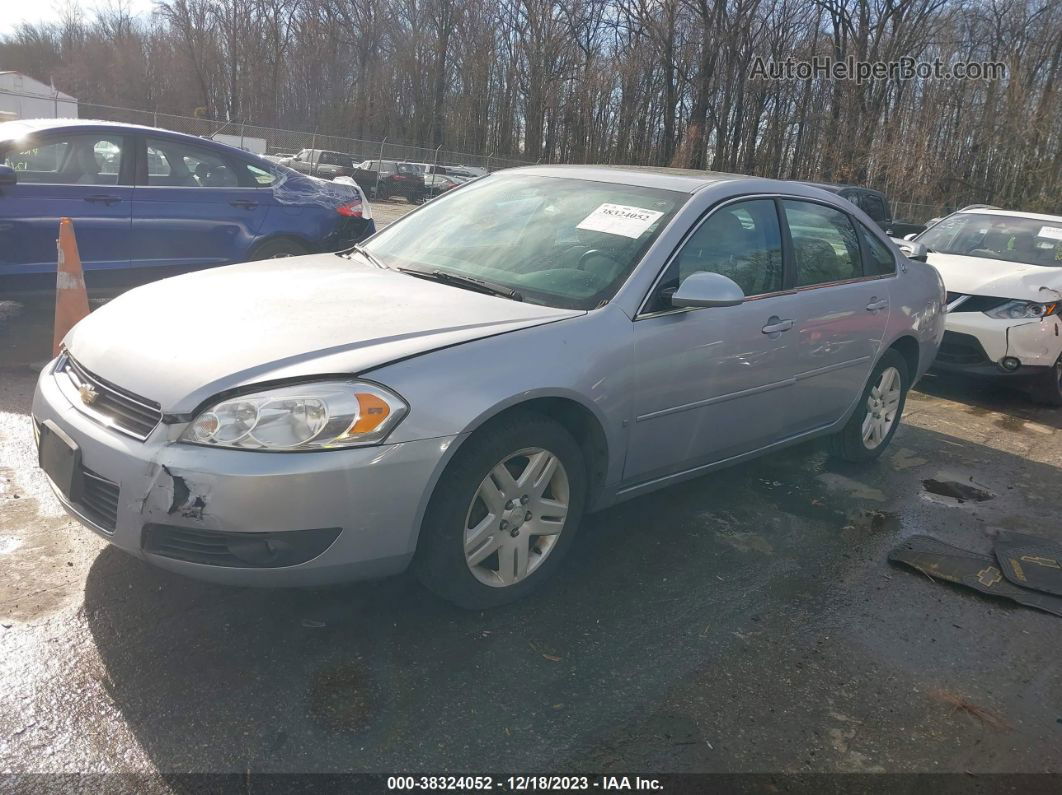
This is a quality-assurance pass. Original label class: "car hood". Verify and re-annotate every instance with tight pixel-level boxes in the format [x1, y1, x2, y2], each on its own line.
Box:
[65, 255, 583, 414]
[927, 252, 1062, 302]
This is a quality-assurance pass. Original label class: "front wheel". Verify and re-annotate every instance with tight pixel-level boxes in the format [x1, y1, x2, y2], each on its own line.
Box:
[827, 350, 909, 462]
[414, 412, 586, 609]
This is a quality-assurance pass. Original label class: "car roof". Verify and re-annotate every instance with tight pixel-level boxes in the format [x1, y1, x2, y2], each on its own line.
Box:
[799, 181, 883, 196]
[506, 164, 848, 197]
[0, 118, 266, 160]
[955, 207, 1062, 223]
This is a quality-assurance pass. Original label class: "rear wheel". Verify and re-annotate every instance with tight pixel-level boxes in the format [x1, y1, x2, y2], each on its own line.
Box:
[250, 238, 308, 259]
[1031, 355, 1062, 406]
[827, 349, 909, 462]
[414, 412, 586, 609]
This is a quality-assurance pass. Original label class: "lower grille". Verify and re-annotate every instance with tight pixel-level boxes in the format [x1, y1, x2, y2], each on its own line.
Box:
[80, 468, 120, 531]
[937, 331, 989, 366]
[143, 525, 341, 568]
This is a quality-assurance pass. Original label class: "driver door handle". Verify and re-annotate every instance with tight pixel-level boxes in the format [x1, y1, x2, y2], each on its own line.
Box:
[230, 199, 259, 209]
[866, 298, 889, 312]
[761, 317, 794, 335]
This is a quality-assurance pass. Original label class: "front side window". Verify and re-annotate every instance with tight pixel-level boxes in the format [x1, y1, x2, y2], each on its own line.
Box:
[782, 200, 862, 286]
[917, 212, 1062, 267]
[145, 137, 238, 187]
[362, 174, 685, 310]
[1, 133, 125, 185]
[245, 162, 276, 186]
[672, 199, 783, 298]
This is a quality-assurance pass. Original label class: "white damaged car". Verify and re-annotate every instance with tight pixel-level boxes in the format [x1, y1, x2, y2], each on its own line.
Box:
[912, 208, 1062, 404]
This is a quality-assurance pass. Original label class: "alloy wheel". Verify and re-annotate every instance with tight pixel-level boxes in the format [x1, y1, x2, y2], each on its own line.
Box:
[463, 447, 570, 588]
[862, 366, 902, 450]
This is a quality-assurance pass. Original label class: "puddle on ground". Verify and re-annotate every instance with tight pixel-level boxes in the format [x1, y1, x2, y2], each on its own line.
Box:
[922, 478, 995, 504]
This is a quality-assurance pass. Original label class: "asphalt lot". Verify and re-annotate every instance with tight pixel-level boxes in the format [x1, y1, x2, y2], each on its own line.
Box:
[1, 204, 1061, 779]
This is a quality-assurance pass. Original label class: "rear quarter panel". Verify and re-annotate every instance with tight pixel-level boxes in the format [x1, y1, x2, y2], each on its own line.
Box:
[885, 258, 946, 380]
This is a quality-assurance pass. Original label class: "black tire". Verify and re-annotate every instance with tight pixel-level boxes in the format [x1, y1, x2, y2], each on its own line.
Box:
[250, 238, 308, 260]
[827, 349, 910, 462]
[413, 411, 587, 609]
[1031, 356, 1062, 407]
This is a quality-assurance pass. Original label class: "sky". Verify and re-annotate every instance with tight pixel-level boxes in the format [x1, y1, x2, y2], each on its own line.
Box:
[0, 0, 158, 35]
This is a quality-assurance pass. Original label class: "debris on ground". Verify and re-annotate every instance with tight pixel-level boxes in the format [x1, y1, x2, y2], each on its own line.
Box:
[889, 535, 1062, 618]
[929, 688, 1011, 731]
[994, 532, 1062, 596]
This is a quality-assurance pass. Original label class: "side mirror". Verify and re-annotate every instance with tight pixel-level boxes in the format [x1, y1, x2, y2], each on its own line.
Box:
[0, 165, 17, 186]
[891, 238, 929, 263]
[671, 271, 745, 309]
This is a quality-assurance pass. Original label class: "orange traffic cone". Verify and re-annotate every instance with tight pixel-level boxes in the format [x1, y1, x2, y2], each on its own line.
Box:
[52, 217, 91, 356]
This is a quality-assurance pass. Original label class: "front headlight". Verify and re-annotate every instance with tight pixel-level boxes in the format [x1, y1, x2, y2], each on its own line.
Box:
[984, 300, 1058, 320]
[180, 381, 408, 450]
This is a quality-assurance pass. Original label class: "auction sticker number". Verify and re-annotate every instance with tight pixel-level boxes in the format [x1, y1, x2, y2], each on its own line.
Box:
[577, 203, 664, 239]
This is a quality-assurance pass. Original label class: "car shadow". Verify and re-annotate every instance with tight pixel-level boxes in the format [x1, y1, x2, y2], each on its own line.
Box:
[914, 372, 1061, 431]
[82, 420, 1062, 775]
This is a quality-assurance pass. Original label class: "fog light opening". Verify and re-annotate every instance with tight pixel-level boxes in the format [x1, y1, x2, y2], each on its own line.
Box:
[1000, 356, 1021, 371]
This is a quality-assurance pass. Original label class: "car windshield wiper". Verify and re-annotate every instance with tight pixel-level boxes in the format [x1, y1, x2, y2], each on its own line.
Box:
[398, 268, 523, 301]
[341, 245, 389, 270]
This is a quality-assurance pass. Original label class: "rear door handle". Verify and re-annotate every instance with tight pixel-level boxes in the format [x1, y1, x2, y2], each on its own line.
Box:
[84, 194, 122, 205]
[866, 298, 889, 312]
[762, 317, 794, 335]
[230, 200, 259, 209]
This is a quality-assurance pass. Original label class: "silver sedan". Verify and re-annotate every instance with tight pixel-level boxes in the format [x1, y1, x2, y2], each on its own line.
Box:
[33, 166, 945, 607]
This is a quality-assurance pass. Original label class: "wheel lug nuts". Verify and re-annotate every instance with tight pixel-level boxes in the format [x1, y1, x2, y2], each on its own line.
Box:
[510, 528, 520, 538]
[500, 520, 509, 530]
[506, 500, 516, 509]
[520, 495, 529, 505]
[525, 511, 532, 521]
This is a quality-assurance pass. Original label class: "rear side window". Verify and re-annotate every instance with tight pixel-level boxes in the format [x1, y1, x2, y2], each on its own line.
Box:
[145, 137, 239, 188]
[2, 133, 125, 185]
[675, 199, 784, 297]
[782, 200, 862, 286]
[859, 223, 896, 276]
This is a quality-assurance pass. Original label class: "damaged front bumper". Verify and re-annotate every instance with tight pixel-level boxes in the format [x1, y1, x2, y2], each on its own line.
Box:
[31, 360, 455, 586]
[932, 311, 1062, 377]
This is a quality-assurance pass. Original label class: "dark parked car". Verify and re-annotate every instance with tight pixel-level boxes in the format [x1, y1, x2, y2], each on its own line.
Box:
[355, 159, 428, 203]
[279, 148, 359, 179]
[0, 120, 374, 289]
[802, 182, 925, 238]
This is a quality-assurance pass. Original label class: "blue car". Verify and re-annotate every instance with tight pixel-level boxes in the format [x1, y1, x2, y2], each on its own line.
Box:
[0, 119, 375, 289]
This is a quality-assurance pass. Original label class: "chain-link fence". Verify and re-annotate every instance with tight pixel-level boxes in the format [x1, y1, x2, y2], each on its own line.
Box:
[4, 91, 535, 172]
[891, 200, 953, 225]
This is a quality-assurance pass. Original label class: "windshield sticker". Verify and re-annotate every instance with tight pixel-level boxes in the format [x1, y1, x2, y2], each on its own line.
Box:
[577, 203, 665, 239]
[1036, 226, 1062, 241]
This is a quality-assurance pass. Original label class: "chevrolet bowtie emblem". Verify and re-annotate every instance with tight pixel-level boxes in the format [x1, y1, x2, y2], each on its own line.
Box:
[79, 384, 99, 406]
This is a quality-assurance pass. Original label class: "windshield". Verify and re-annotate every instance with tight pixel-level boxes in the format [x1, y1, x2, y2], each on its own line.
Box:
[362, 174, 685, 309]
[918, 212, 1062, 267]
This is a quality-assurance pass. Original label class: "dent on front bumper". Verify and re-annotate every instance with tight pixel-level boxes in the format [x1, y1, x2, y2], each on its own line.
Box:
[933, 311, 1061, 376]
[32, 361, 455, 586]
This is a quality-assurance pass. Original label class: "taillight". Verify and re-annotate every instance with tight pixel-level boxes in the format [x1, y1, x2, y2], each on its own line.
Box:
[336, 200, 363, 218]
